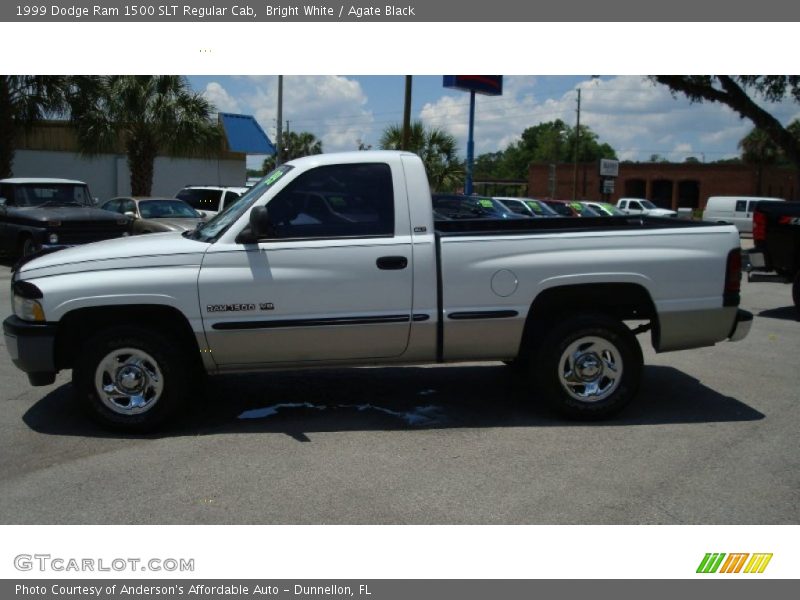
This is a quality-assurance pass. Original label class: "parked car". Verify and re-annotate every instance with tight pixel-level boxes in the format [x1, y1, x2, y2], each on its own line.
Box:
[175, 185, 248, 215]
[582, 201, 626, 217]
[101, 197, 206, 234]
[4, 151, 751, 431]
[432, 194, 528, 220]
[542, 199, 601, 217]
[703, 196, 784, 233]
[616, 198, 677, 218]
[495, 197, 558, 218]
[0, 178, 130, 257]
[748, 200, 800, 313]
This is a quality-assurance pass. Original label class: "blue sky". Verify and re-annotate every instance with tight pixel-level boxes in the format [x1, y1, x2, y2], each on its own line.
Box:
[187, 76, 800, 170]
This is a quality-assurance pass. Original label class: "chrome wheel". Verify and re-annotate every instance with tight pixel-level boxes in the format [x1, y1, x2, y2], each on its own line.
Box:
[94, 347, 164, 415]
[557, 336, 622, 403]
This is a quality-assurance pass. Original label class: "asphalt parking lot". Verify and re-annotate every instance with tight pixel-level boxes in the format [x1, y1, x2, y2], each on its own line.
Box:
[0, 254, 798, 524]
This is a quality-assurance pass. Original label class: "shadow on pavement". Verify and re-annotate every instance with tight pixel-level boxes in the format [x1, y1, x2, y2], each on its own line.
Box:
[758, 306, 799, 322]
[22, 363, 765, 440]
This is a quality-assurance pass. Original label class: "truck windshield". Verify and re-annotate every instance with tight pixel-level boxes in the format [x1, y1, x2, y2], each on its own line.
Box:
[640, 200, 657, 209]
[12, 183, 93, 207]
[186, 165, 294, 243]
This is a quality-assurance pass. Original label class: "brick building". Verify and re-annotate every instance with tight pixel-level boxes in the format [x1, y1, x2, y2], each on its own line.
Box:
[528, 162, 799, 210]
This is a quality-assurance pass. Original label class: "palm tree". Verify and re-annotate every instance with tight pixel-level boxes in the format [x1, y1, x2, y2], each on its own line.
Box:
[0, 76, 68, 178]
[739, 127, 781, 195]
[69, 76, 222, 196]
[379, 121, 463, 191]
[262, 131, 323, 172]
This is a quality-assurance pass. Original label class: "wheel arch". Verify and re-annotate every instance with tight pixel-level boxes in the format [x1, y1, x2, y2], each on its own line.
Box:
[55, 304, 202, 371]
[519, 282, 658, 356]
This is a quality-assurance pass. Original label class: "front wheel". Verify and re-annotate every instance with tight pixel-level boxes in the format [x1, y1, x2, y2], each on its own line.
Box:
[73, 326, 191, 432]
[530, 313, 643, 420]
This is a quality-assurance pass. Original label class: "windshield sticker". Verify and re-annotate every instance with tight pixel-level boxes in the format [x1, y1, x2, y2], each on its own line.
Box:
[526, 201, 542, 212]
[264, 170, 284, 186]
[570, 202, 582, 210]
[479, 199, 494, 208]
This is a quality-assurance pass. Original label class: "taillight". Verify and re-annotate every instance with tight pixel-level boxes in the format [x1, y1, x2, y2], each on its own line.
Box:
[753, 210, 767, 243]
[723, 249, 741, 306]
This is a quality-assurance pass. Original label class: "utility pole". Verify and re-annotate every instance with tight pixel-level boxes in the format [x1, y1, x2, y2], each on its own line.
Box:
[465, 90, 476, 195]
[276, 75, 283, 167]
[572, 87, 581, 200]
[402, 75, 412, 151]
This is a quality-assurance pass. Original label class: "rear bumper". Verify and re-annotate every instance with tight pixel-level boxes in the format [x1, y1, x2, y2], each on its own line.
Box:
[728, 309, 753, 343]
[3, 316, 57, 385]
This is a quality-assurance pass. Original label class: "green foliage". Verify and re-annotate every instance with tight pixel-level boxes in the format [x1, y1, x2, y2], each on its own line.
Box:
[69, 75, 222, 196]
[379, 121, 463, 191]
[473, 120, 617, 181]
[739, 119, 800, 166]
[262, 131, 323, 172]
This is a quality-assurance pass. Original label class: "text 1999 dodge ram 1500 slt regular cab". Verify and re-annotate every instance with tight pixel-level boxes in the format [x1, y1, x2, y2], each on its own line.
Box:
[3, 152, 753, 431]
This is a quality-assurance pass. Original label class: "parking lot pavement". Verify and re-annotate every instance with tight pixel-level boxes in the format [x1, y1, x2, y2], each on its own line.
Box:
[0, 261, 797, 525]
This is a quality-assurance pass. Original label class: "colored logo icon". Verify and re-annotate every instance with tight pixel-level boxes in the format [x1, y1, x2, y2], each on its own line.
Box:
[697, 553, 773, 574]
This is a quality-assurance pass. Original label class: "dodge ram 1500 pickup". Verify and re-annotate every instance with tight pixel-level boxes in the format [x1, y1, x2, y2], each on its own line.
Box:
[3, 151, 752, 431]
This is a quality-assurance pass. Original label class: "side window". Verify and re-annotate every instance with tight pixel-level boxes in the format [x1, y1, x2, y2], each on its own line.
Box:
[266, 163, 394, 239]
[735, 200, 747, 212]
[120, 199, 136, 214]
[102, 199, 121, 213]
[223, 191, 240, 208]
[630, 201, 642, 210]
[0, 184, 12, 204]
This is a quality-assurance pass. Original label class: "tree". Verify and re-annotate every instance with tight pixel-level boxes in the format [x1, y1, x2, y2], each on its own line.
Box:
[652, 76, 800, 193]
[69, 76, 222, 196]
[262, 130, 323, 172]
[474, 120, 617, 180]
[0, 76, 68, 178]
[379, 121, 463, 191]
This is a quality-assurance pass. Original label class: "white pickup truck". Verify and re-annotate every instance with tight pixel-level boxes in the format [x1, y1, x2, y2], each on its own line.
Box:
[4, 151, 752, 431]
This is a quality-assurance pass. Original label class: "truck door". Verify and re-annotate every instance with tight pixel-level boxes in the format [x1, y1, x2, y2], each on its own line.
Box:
[199, 162, 414, 366]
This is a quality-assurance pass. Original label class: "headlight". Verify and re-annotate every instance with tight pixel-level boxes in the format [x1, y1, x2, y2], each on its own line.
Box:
[122, 231, 130, 237]
[11, 280, 45, 322]
[13, 295, 46, 322]
[48, 233, 59, 244]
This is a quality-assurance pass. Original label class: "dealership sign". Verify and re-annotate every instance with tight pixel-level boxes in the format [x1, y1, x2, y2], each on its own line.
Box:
[443, 75, 503, 96]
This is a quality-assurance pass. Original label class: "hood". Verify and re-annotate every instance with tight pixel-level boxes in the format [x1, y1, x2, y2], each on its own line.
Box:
[12, 206, 128, 223]
[18, 231, 210, 279]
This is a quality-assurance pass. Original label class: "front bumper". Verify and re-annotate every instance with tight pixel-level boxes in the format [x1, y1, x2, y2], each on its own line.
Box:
[3, 316, 58, 385]
[728, 309, 753, 343]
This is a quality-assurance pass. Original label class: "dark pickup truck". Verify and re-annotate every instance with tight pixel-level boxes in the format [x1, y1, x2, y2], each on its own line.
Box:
[0, 178, 131, 257]
[750, 201, 800, 313]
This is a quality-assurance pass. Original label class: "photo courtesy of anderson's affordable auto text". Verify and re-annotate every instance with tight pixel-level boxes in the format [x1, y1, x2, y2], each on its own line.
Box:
[0, 1, 799, 595]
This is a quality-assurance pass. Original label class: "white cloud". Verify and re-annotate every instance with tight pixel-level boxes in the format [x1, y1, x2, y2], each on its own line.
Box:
[203, 82, 241, 114]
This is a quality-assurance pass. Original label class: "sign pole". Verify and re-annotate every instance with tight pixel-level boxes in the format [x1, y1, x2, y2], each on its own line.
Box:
[466, 90, 476, 195]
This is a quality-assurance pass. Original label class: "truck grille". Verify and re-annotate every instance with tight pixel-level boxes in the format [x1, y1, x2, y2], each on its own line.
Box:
[57, 222, 129, 244]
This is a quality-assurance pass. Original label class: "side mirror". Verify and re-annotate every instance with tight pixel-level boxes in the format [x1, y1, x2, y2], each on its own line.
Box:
[0, 197, 7, 208]
[249, 206, 271, 238]
[124, 211, 136, 219]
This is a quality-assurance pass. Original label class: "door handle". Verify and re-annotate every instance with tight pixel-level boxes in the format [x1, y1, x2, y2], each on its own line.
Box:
[376, 256, 408, 270]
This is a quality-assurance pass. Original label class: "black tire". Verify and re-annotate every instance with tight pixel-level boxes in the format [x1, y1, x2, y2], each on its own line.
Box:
[792, 271, 800, 317]
[18, 235, 36, 257]
[73, 325, 192, 432]
[529, 312, 643, 420]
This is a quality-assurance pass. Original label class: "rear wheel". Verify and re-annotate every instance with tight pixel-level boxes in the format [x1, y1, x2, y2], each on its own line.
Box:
[73, 326, 192, 432]
[530, 313, 643, 420]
